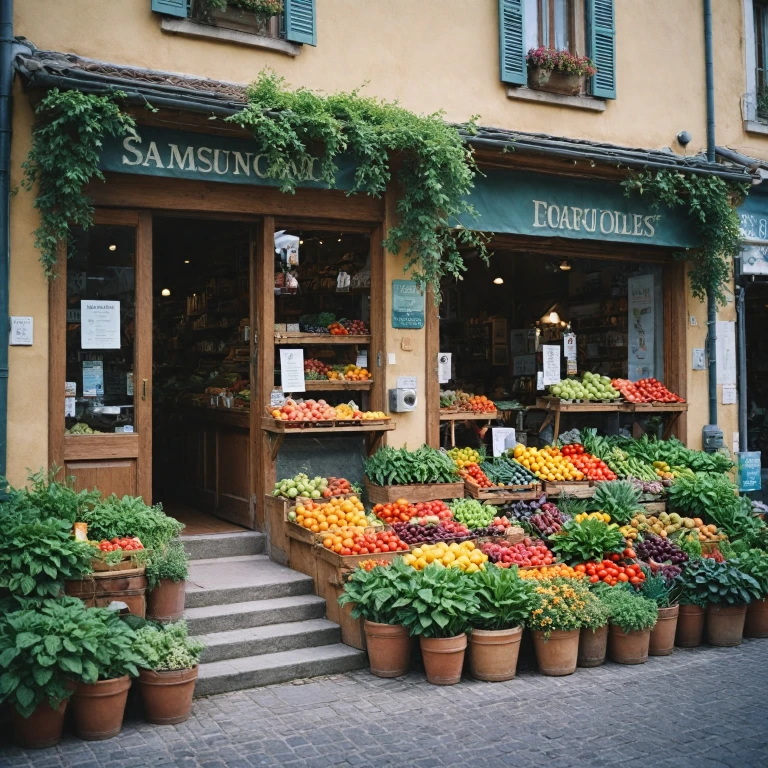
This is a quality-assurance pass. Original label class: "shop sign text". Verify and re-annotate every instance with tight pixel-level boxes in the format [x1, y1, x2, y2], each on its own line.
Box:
[532, 200, 661, 239]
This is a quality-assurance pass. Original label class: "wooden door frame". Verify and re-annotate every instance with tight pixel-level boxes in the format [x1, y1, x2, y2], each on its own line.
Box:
[48, 209, 153, 500]
[425, 245, 689, 448]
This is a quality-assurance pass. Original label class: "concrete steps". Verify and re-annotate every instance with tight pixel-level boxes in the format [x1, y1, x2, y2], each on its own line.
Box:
[182, 531, 265, 561]
[182, 533, 367, 696]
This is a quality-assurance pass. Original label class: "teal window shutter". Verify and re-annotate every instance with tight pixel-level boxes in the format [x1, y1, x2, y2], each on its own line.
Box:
[151, 0, 188, 17]
[498, 0, 526, 86]
[285, 0, 316, 46]
[587, 0, 616, 99]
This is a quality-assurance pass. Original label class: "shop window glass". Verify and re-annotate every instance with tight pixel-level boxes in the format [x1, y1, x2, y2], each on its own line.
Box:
[65, 226, 136, 436]
[755, 1, 768, 119]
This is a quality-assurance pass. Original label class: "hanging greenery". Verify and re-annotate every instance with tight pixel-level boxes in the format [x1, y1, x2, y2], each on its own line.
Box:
[227, 71, 487, 295]
[622, 170, 746, 306]
[20, 88, 136, 276]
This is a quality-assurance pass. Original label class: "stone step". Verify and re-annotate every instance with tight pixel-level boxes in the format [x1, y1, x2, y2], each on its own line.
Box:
[182, 532, 265, 561]
[185, 555, 314, 609]
[185, 594, 327, 635]
[198, 619, 341, 663]
[195, 644, 367, 697]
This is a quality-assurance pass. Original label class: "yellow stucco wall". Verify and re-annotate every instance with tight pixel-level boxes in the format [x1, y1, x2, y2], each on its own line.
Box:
[5, 0, 763, 482]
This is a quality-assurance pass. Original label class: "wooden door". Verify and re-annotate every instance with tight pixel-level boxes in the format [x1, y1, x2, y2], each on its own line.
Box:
[49, 210, 153, 501]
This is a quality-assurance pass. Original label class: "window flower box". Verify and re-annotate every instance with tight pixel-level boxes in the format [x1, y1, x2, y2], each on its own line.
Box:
[196, 0, 282, 37]
[526, 47, 597, 97]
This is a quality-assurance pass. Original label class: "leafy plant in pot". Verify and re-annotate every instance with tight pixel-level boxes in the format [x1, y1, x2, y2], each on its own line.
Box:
[467, 566, 535, 681]
[674, 558, 709, 648]
[146, 540, 189, 623]
[132, 619, 204, 724]
[601, 586, 658, 664]
[397, 564, 480, 685]
[733, 547, 768, 637]
[528, 579, 595, 676]
[337, 559, 416, 678]
[640, 570, 682, 656]
[577, 585, 610, 668]
[682, 558, 762, 646]
[0, 597, 142, 748]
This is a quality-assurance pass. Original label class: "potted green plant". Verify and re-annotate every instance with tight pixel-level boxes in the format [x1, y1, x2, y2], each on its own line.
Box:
[337, 559, 415, 678]
[0, 515, 94, 598]
[736, 548, 768, 637]
[133, 620, 204, 724]
[198, 0, 283, 35]
[528, 580, 593, 676]
[640, 570, 681, 656]
[467, 566, 535, 682]
[601, 587, 658, 664]
[525, 47, 597, 96]
[0, 597, 141, 748]
[70, 606, 145, 740]
[577, 586, 610, 668]
[682, 558, 762, 646]
[146, 540, 189, 623]
[398, 564, 480, 685]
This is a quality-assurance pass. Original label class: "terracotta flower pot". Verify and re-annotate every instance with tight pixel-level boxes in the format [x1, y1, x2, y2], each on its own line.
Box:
[649, 605, 679, 657]
[676, 604, 705, 647]
[531, 629, 580, 676]
[138, 666, 198, 724]
[147, 579, 187, 623]
[11, 698, 68, 749]
[745, 597, 768, 638]
[363, 621, 412, 678]
[609, 625, 651, 665]
[72, 675, 132, 740]
[578, 625, 608, 668]
[419, 634, 467, 685]
[706, 603, 747, 647]
[468, 625, 523, 682]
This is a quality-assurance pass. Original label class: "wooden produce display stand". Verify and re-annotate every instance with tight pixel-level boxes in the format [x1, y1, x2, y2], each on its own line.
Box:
[363, 477, 465, 503]
[543, 480, 596, 499]
[464, 478, 542, 502]
[533, 397, 688, 443]
[439, 409, 498, 448]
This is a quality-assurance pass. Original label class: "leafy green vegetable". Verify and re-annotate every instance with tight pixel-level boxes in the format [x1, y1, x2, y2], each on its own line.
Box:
[364, 445, 459, 486]
[132, 621, 204, 671]
[469, 566, 535, 631]
[549, 518, 625, 565]
[677, 559, 761, 606]
[667, 473, 738, 521]
[732, 549, 768, 598]
[338, 559, 416, 625]
[600, 588, 658, 632]
[591, 481, 642, 525]
[146, 540, 189, 590]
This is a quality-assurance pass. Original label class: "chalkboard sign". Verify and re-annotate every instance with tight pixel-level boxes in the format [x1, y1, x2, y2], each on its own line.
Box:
[738, 452, 762, 493]
[392, 280, 425, 329]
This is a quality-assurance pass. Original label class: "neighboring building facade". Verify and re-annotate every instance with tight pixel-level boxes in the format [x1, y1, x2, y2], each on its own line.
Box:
[4, 0, 767, 508]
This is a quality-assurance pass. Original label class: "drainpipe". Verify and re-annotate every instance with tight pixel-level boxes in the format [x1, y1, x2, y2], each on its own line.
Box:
[737, 282, 748, 451]
[702, 0, 722, 451]
[0, 0, 12, 481]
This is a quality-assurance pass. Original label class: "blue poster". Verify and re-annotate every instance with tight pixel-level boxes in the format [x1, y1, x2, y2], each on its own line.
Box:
[738, 452, 762, 493]
[391, 280, 425, 329]
[82, 360, 104, 398]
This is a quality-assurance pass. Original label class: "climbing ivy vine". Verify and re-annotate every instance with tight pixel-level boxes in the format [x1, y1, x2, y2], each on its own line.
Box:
[227, 71, 487, 294]
[622, 170, 746, 306]
[21, 88, 136, 276]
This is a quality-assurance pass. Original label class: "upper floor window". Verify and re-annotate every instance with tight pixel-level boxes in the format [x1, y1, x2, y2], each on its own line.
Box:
[524, 0, 576, 52]
[755, 1, 768, 119]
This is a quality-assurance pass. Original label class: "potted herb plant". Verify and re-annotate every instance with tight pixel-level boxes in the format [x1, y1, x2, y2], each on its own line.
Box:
[467, 566, 534, 681]
[133, 620, 204, 724]
[337, 559, 415, 678]
[674, 539, 707, 647]
[526, 47, 597, 96]
[70, 606, 145, 740]
[686, 559, 761, 646]
[736, 548, 768, 637]
[398, 564, 480, 685]
[528, 580, 593, 676]
[641, 570, 681, 656]
[146, 540, 189, 623]
[602, 588, 658, 664]
[577, 587, 610, 668]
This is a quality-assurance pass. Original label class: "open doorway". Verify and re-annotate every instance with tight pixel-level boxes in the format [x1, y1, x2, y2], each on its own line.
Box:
[152, 217, 253, 534]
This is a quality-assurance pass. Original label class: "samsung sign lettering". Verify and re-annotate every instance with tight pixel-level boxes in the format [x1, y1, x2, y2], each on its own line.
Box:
[532, 200, 661, 239]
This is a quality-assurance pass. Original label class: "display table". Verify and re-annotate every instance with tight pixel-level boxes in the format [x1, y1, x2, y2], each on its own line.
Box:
[439, 410, 498, 447]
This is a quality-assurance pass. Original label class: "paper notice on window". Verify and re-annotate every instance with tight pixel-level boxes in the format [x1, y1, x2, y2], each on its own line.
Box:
[65, 381, 77, 397]
[492, 428, 516, 457]
[356, 351, 368, 368]
[64, 397, 76, 417]
[438, 353, 452, 384]
[542, 345, 561, 386]
[82, 361, 104, 397]
[81, 300, 121, 349]
[722, 384, 737, 405]
[279, 348, 305, 393]
[563, 333, 577, 361]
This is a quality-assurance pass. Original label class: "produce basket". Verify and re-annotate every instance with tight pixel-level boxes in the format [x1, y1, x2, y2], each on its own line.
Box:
[464, 477, 541, 501]
[363, 477, 465, 504]
[90, 550, 147, 573]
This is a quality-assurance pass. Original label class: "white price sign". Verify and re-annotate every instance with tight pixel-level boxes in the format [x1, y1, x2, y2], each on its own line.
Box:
[279, 349, 305, 393]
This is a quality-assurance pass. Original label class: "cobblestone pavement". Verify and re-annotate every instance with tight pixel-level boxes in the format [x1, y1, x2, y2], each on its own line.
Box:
[2, 639, 768, 768]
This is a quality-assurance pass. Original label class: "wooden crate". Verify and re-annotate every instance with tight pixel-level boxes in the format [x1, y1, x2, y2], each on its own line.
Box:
[314, 556, 367, 650]
[639, 500, 667, 515]
[287, 537, 320, 590]
[314, 544, 403, 569]
[90, 551, 142, 572]
[364, 477, 465, 503]
[464, 478, 542, 502]
[543, 480, 595, 499]
[263, 495, 292, 566]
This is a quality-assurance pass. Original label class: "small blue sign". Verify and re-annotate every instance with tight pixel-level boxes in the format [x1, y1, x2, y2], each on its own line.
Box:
[738, 451, 762, 493]
[391, 280, 425, 329]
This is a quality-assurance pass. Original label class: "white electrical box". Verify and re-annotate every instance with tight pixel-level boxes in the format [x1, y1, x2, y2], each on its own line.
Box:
[389, 388, 417, 412]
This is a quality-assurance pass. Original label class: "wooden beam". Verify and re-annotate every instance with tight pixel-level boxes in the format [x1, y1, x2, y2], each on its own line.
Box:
[425, 286, 440, 448]
[135, 212, 153, 502]
[370, 225, 386, 415]
[48, 242, 67, 472]
[663, 261, 688, 443]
